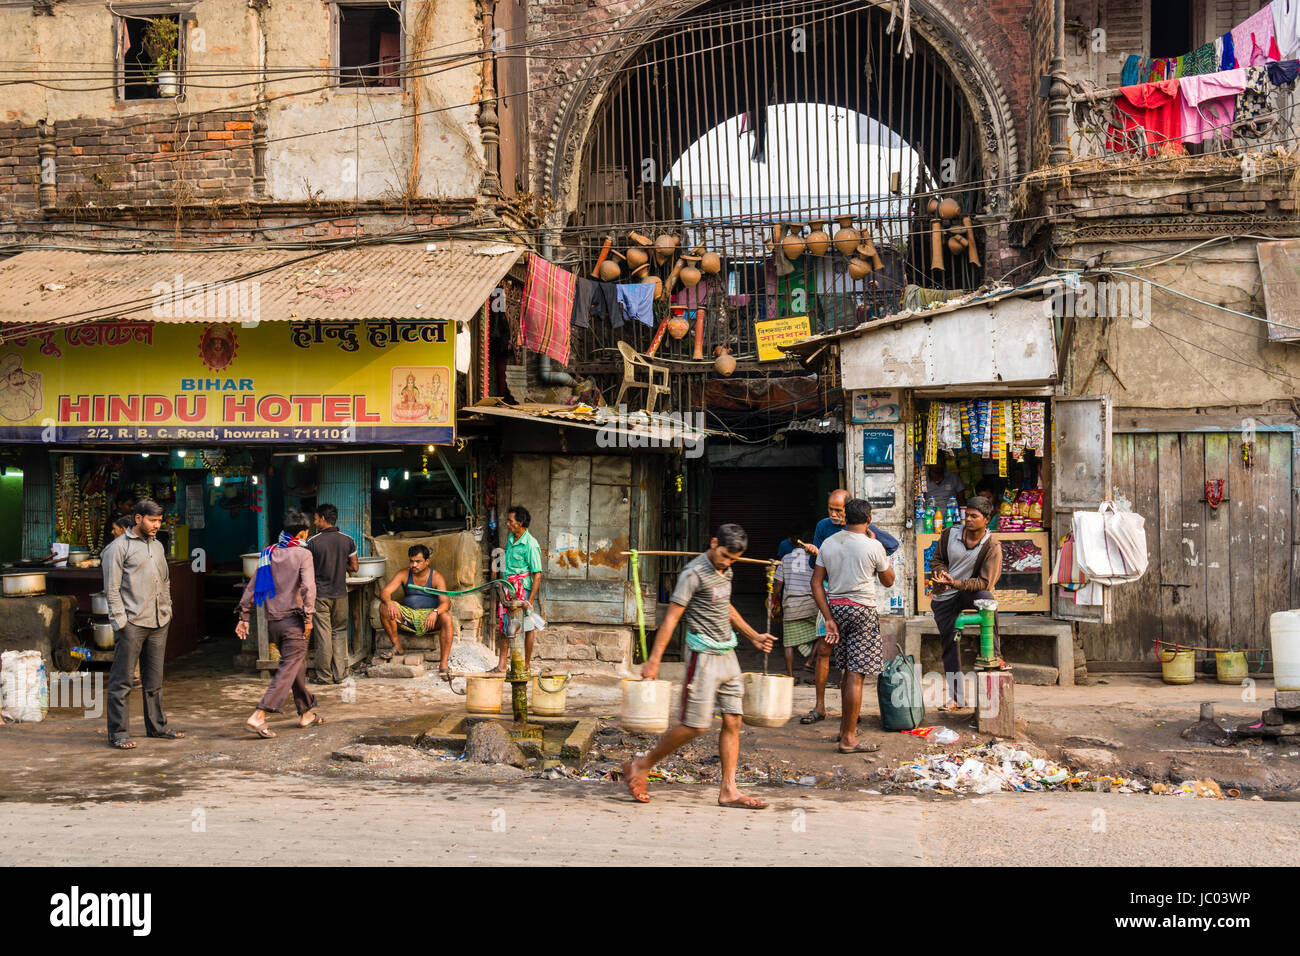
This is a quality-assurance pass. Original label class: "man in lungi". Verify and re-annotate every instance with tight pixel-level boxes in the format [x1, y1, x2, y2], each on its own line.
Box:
[623, 524, 776, 809]
[772, 528, 818, 677]
[811, 498, 895, 754]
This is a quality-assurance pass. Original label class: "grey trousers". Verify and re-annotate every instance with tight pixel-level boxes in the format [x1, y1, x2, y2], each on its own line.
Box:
[106, 622, 171, 741]
[313, 596, 351, 683]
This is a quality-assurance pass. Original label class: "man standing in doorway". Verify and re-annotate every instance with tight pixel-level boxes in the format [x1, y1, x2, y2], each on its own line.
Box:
[624, 524, 776, 809]
[236, 510, 323, 737]
[103, 499, 184, 749]
[307, 504, 358, 685]
[800, 488, 899, 724]
[811, 498, 894, 753]
[930, 494, 1004, 711]
[496, 505, 543, 674]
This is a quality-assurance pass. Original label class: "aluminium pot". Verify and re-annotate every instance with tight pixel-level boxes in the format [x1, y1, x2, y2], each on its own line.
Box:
[355, 555, 388, 580]
[241, 552, 261, 578]
[2, 571, 47, 597]
[89, 590, 110, 616]
[65, 550, 91, 566]
[91, 620, 116, 650]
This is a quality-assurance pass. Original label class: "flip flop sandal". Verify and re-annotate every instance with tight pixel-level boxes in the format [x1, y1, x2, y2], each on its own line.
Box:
[109, 738, 136, 750]
[377, 651, 394, 662]
[800, 710, 826, 724]
[299, 713, 326, 728]
[147, 729, 186, 739]
[719, 796, 768, 810]
[837, 741, 880, 754]
[245, 721, 276, 739]
[622, 762, 650, 803]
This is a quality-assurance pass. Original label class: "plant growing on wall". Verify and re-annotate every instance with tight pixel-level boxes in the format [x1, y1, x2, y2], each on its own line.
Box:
[141, 16, 179, 79]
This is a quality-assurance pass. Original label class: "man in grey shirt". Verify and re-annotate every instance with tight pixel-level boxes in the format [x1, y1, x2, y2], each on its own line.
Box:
[102, 498, 184, 749]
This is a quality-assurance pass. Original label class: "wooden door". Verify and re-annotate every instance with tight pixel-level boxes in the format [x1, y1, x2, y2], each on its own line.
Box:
[1082, 430, 1295, 668]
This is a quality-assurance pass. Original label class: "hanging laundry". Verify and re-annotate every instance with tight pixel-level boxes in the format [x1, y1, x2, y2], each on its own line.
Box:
[1121, 54, 1143, 86]
[1184, 42, 1218, 76]
[1236, 65, 1275, 138]
[590, 280, 621, 327]
[1221, 31, 1236, 70]
[1269, 58, 1300, 84]
[616, 282, 656, 328]
[519, 253, 575, 366]
[1275, 0, 1300, 60]
[1147, 57, 1177, 81]
[1108, 80, 1183, 155]
[571, 276, 595, 329]
[1180, 68, 1247, 143]
[1231, 5, 1280, 68]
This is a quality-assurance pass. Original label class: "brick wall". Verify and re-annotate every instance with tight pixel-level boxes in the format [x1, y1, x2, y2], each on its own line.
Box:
[0, 111, 257, 216]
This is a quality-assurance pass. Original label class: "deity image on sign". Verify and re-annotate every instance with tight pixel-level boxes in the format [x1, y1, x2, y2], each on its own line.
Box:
[199, 323, 238, 372]
[0, 353, 42, 422]
[390, 367, 449, 423]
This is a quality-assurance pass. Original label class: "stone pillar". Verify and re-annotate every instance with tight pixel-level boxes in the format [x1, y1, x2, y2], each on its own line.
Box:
[37, 119, 56, 209]
[1047, 0, 1070, 165]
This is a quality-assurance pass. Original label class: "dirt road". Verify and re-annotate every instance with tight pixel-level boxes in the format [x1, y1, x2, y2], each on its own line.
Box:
[2, 773, 1296, 866]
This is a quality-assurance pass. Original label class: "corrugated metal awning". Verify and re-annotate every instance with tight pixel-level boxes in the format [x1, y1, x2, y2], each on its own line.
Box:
[461, 399, 713, 447]
[0, 242, 524, 328]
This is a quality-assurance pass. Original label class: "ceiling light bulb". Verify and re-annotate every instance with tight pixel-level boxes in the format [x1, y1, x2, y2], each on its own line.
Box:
[141, 452, 150, 458]
[297, 453, 306, 463]
[213, 475, 222, 486]
[251, 475, 259, 485]
[427, 444, 435, 452]
[379, 475, 390, 490]
[404, 470, 410, 480]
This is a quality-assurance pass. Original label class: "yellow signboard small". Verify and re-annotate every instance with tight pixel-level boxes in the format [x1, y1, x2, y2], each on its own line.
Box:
[754, 315, 812, 362]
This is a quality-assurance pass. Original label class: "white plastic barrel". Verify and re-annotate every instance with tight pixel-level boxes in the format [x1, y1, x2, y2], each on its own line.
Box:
[1270, 610, 1300, 691]
[741, 673, 794, 727]
[621, 678, 672, 733]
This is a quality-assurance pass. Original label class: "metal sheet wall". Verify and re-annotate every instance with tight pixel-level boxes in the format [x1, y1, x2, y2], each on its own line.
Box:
[317, 454, 372, 555]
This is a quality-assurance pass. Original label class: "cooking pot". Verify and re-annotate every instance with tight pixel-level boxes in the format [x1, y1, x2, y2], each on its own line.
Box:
[355, 555, 388, 580]
[241, 552, 261, 578]
[2, 571, 47, 597]
[89, 591, 109, 616]
[65, 550, 91, 566]
[91, 620, 116, 650]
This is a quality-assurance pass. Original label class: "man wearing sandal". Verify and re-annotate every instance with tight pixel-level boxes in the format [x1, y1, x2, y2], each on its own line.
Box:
[236, 510, 324, 738]
[773, 528, 818, 678]
[103, 499, 185, 749]
[930, 495, 1003, 712]
[811, 498, 895, 754]
[377, 544, 455, 676]
[623, 524, 777, 810]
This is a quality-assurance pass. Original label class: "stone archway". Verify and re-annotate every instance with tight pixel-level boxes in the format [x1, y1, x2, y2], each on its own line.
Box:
[541, 0, 1021, 240]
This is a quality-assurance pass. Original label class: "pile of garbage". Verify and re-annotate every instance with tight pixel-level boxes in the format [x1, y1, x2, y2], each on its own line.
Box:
[889, 741, 1147, 795]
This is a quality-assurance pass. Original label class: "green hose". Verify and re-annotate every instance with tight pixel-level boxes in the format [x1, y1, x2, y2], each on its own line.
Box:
[631, 549, 647, 664]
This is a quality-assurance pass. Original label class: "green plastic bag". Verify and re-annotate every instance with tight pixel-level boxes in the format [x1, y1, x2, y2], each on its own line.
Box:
[877, 652, 924, 731]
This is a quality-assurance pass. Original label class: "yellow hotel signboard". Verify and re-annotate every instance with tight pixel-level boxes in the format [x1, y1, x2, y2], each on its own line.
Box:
[0, 319, 455, 443]
[754, 315, 811, 362]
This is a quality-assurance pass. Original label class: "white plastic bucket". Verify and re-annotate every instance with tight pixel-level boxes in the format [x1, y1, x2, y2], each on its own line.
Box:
[621, 678, 671, 733]
[1270, 610, 1300, 691]
[741, 673, 794, 727]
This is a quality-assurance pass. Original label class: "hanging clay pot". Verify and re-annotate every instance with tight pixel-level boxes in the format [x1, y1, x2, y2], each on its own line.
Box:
[626, 244, 649, 270]
[666, 315, 690, 339]
[962, 216, 982, 267]
[947, 234, 967, 255]
[858, 232, 883, 271]
[929, 220, 944, 272]
[641, 274, 663, 300]
[833, 215, 860, 257]
[847, 256, 871, 281]
[680, 255, 703, 289]
[599, 257, 621, 281]
[768, 222, 785, 254]
[938, 197, 961, 220]
[654, 233, 677, 264]
[926, 197, 940, 216]
[700, 250, 722, 274]
[805, 220, 830, 256]
[713, 347, 737, 376]
[780, 223, 806, 260]
[629, 230, 653, 248]
[631, 262, 650, 278]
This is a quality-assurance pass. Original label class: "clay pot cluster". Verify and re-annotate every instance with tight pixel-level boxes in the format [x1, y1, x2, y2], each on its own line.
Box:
[769, 215, 885, 280]
[925, 195, 980, 273]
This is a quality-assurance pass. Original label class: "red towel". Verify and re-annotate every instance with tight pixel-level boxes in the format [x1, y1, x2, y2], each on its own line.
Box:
[1107, 80, 1184, 156]
[519, 253, 575, 366]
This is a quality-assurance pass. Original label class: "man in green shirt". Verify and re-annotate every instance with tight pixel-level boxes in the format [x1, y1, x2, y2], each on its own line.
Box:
[496, 504, 544, 673]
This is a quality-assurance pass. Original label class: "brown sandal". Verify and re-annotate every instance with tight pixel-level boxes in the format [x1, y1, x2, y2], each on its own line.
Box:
[299, 713, 325, 728]
[246, 720, 276, 738]
[622, 761, 650, 803]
